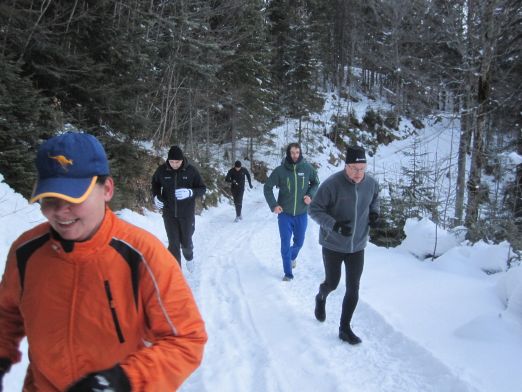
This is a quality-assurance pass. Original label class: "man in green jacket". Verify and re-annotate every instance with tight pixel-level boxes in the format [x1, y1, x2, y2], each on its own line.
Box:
[264, 143, 320, 281]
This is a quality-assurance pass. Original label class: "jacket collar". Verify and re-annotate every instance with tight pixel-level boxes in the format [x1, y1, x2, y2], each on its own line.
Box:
[166, 159, 187, 172]
[283, 156, 304, 170]
[343, 171, 366, 185]
[50, 207, 115, 254]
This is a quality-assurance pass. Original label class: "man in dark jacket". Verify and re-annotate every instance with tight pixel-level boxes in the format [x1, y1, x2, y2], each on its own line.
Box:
[151, 146, 206, 271]
[225, 160, 253, 222]
[264, 143, 320, 281]
[308, 145, 379, 345]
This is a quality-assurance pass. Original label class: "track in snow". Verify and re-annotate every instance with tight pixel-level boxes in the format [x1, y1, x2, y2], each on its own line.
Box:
[180, 186, 478, 392]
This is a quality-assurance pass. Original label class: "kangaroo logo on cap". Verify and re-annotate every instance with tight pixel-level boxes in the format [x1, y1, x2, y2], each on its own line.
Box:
[48, 154, 74, 171]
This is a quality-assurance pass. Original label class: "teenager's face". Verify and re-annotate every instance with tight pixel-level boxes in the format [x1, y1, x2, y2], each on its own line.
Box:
[345, 163, 366, 183]
[169, 160, 183, 170]
[289, 147, 301, 163]
[40, 178, 114, 241]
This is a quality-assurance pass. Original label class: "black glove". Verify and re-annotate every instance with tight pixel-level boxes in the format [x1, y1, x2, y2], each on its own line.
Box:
[66, 365, 131, 392]
[0, 358, 12, 392]
[333, 220, 352, 237]
[369, 212, 380, 228]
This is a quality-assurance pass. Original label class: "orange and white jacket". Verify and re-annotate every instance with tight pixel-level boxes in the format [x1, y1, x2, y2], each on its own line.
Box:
[0, 209, 207, 391]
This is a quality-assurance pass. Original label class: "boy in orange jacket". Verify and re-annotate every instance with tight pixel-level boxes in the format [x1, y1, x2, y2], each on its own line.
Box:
[0, 132, 207, 391]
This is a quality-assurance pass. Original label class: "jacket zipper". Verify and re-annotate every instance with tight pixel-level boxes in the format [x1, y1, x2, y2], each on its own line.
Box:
[351, 186, 359, 252]
[104, 280, 125, 343]
[68, 264, 79, 380]
[174, 171, 178, 216]
[293, 165, 297, 215]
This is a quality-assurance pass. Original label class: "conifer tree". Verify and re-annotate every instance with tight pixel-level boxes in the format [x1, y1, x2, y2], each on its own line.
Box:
[267, 0, 323, 129]
[267, 0, 292, 107]
[214, 0, 274, 157]
[285, 0, 323, 128]
[0, 58, 52, 197]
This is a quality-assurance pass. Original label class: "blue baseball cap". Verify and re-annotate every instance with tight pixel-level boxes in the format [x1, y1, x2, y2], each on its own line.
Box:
[30, 132, 110, 204]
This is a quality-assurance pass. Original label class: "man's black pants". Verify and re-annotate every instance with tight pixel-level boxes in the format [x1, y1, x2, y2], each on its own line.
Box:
[231, 186, 245, 217]
[319, 248, 364, 329]
[162, 215, 195, 265]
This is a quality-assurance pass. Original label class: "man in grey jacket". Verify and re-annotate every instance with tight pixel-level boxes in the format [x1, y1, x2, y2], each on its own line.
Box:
[308, 145, 379, 344]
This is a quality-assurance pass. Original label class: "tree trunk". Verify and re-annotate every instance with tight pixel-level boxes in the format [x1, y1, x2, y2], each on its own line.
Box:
[188, 89, 194, 158]
[465, 108, 485, 231]
[230, 103, 236, 162]
[17, 0, 52, 63]
[515, 134, 522, 220]
[297, 116, 302, 144]
[464, 0, 496, 233]
[454, 89, 472, 225]
[205, 107, 210, 161]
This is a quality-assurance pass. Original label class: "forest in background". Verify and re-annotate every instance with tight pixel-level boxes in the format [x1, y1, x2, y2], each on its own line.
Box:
[0, 0, 521, 251]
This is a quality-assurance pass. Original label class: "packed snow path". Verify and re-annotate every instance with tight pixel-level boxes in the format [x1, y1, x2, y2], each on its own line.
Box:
[180, 185, 478, 392]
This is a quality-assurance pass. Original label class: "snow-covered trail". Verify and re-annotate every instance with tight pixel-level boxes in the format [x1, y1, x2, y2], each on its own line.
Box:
[180, 185, 478, 392]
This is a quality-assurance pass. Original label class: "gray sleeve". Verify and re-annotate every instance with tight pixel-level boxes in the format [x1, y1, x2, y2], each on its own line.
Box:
[308, 182, 336, 231]
[307, 165, 320, 198]
[369, 179, 380, 214]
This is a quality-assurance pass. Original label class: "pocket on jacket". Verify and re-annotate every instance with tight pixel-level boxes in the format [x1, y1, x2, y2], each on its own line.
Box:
[104, 280, 125, 343]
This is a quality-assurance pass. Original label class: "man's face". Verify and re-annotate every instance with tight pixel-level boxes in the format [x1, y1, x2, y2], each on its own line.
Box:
[40, 178, 114, 241]
[345, 163, 367, 183]
[234, 166, 241, 171]
[169, 159, 183, 170]
[289, 147, 300, 163]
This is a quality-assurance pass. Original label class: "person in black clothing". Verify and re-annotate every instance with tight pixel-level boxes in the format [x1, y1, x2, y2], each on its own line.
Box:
[151, 146, 206, 271]
[225, 160, 253, 222]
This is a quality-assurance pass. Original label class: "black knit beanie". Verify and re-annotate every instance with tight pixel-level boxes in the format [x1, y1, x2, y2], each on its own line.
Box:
[234, 160, 242, 168]
[168, 146, 184, 160]
[345, 146, 366, 164]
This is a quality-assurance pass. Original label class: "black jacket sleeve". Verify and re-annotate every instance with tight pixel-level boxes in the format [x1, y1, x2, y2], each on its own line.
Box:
[151, 166, 164, 202]
[225, 169, 233, 183]
[243, 168, 253, 187]
[190, 167, 206, 198]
